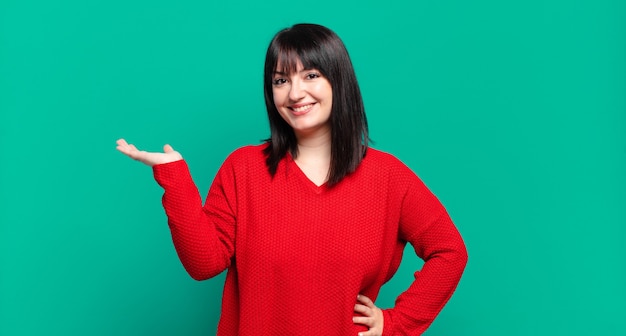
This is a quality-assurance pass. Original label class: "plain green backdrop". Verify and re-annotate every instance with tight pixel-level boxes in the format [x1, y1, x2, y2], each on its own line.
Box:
[1, 0, 624, 335]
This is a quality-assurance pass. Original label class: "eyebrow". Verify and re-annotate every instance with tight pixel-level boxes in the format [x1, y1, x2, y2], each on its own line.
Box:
[273, 68, 317, 76]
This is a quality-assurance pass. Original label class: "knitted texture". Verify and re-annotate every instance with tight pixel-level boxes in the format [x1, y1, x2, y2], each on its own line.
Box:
[153, 145, 467, 335]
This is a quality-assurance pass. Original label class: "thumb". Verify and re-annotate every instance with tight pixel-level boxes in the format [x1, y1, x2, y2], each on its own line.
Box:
[163, 144, 174, 153]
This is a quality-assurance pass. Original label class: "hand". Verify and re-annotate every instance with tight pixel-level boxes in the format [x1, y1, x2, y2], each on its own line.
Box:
[116, 138, 183, 167]
[353, 294, 384, 336]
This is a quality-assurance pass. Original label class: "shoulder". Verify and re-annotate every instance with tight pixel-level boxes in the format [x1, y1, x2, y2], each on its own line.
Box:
[226, 143, 267, 162]
[361, 148, 446, 213]
[218, 143, 268, 173]
[357, 147, 429, 190]
[362, 147, 414, 174]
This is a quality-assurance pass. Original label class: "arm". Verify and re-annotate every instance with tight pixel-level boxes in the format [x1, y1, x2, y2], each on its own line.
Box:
[382, 175, 468, 335]
[153, 159, 237, 280]
[116, 139, 236, 280]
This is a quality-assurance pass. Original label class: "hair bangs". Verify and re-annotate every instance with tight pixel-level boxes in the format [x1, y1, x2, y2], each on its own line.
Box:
[273, 35, 325, 77]
[274, 49, 300, 76]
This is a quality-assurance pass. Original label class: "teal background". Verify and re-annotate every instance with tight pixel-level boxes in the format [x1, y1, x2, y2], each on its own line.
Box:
[1, 0, 624, 335]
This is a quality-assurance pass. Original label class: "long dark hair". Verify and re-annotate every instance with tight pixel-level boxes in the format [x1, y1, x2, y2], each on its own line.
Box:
[263, 23, 369, 186]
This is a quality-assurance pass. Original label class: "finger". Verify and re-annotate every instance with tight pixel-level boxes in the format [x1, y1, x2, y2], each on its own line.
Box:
[115, 139, 130, 152]
[116, 144, 133, 156]
[357, 294, 375, 308]
[118, 143, 143, 159]
[358, 330, 382, 336]
[353, 316, 374, 327]
[163, 144, 174, 153]
[117, 143, 139, 157]
[131, 150, 147, 161]
[354, 303, 372, 316]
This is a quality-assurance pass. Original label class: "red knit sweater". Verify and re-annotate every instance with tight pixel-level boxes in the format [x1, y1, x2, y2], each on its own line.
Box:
[153, 145, 467, 335]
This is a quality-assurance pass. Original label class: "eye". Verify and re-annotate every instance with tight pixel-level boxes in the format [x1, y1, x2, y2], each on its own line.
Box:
[305, 72, 321, 80]
[272, 78, 287, 86]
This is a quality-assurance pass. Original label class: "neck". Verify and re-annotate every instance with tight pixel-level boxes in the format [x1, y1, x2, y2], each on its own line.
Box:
[292, 127, 332, 186]
[294, 126, 332, 161]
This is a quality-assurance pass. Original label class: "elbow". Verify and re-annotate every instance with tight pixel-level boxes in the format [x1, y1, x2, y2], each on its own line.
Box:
[174, 246, 231, 281]
[454, 236, 468, 261]
[189, 272, 210, 281]
[186, 267, 220, 281]
[186, 266, 210, 281]
[454, 241, 469, 273]
[437, 241, 468, 274]
[459, 241, 468, 263]
[181, 257, 229, 281]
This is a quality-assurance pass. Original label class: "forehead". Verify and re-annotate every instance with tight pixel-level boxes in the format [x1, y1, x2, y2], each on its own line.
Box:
[274, 49, 314, 74]
[275, 60, 303, 74]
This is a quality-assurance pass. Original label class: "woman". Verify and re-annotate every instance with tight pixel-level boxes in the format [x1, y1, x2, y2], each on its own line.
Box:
[116, 23, 467, 336]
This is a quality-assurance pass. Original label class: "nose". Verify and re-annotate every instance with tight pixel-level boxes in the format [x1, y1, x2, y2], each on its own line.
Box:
[288, 78, 305, 102]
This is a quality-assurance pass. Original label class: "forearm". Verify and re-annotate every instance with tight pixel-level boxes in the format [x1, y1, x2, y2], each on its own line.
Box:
[385, 199, 468, 335]
[382, 242, 467, 335]
[153, 160, 234, 280]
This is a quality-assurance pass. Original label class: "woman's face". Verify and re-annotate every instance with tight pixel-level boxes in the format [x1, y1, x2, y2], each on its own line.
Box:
[271, 60, 333, 136]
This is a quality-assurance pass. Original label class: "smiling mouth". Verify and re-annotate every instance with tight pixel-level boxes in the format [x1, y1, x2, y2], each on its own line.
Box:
[290, 103, 315, 114]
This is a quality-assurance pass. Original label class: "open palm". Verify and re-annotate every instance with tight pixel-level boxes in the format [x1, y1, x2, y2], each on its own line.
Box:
[116, 138, 183, 167]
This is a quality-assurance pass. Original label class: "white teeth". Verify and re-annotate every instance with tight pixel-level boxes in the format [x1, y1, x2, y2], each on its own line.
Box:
[292, 104, 313, 112]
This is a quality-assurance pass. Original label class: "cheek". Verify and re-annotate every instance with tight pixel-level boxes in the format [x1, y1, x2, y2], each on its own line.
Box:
[272, 91, 289, 118]
[272, 88, 286, 106]
[314, 81, 333, 102]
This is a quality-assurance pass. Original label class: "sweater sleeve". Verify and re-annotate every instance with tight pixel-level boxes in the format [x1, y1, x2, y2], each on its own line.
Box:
[382, 172, 468, 335]
[152, 158, 237, 281]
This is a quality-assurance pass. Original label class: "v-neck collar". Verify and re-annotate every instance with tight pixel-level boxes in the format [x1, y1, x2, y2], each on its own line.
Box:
[286, 153, 328, 194]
